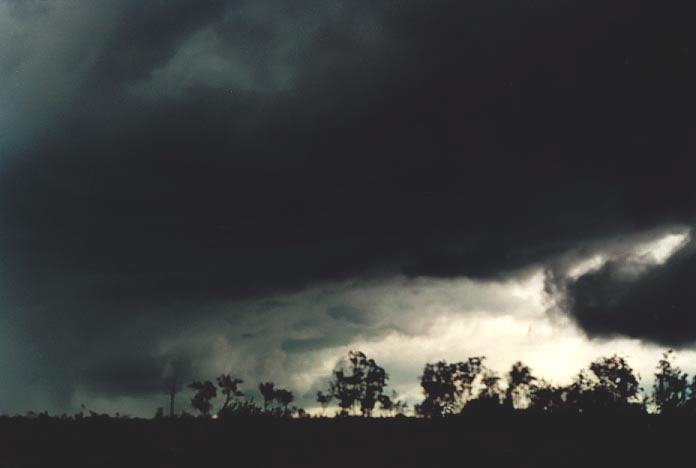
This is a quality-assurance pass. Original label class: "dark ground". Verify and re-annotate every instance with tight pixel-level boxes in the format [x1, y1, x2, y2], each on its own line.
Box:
[0, 415, 691, 468]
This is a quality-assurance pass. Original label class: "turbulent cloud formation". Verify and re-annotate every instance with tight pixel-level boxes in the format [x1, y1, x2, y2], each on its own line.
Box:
[559, 233, 696, 346]
[0, 0, 695, 413]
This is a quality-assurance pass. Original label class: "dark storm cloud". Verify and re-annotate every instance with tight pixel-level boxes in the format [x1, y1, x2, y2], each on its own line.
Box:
[559, 239, 696, 347]
[1, 0, 695, 410]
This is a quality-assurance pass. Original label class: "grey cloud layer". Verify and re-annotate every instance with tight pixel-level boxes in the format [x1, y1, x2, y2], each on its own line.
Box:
[0, 0, 695, 412]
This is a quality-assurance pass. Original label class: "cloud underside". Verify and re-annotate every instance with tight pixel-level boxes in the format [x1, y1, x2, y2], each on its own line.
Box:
[0, 0, 695, 413]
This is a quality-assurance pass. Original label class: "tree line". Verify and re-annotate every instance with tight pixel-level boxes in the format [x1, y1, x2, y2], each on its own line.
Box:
[153, 349, 696, 419]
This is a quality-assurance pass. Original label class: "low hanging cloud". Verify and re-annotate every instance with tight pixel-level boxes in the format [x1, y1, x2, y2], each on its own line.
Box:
[556, 232, 696, 347]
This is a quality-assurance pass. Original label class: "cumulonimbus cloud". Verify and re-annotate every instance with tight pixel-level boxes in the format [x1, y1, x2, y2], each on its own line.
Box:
[0, 0, 695, 413]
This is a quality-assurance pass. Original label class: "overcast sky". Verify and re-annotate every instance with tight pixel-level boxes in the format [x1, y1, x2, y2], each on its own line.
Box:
[0, 0, 695, 416]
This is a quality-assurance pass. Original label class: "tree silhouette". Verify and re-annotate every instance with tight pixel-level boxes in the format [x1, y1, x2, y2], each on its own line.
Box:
[189, 381, 217, 416]
[169, 350, 696, 419]
[316, 391, 332, 415]
[463, 368, 507, 415]
[532, 355, 642, 414]
[416, 361, 456, 418]
[588, 355, 641, 411]
[478, 369, 503, 402]
[216, 375, 244, 416]
[378, 390, 409, 417]
[326, 351, 390, 416]
[415, 357, 484, 418]
[259, 382, 276, 410]
[275, 389, 294, 411]
[258, 382, 294, 416]
[505, 361, 536, 410]
[528, 380, 565, 414]
[653, 350, 688, 414]
[562, 369, 595, 413]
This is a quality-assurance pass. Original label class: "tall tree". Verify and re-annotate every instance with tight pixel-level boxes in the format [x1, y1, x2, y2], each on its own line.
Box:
[259, 382, 276, 410]
[653, 350, 688, 414]
[464, 367, 506, 415]
[216, 375, 244, 415]
[564, 369, 597, 412]
[588, 355, 641, 409]
[478, 369, 504, 403]
[189, 381, 217, 416]
[552, 355, 643, 414]
[275, 389, 294, 411]
[415, 357, 484, 418]
[505, 362, 536, 410]
[258, 382, 295, 416]
[326, 351, 390, 416]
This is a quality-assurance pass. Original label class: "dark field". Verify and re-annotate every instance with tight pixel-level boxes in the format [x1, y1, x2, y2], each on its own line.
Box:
[0, 415, 691, 468]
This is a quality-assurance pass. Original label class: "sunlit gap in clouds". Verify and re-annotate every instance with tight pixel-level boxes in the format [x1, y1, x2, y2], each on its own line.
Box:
[338, 229, 694, 414]
[568, 228, 691, 279]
